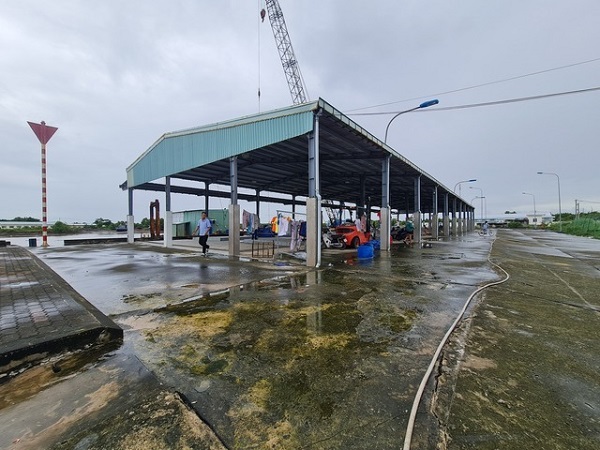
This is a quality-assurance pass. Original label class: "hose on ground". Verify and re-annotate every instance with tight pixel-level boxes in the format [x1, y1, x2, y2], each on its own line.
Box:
[402, 235, 510, 450]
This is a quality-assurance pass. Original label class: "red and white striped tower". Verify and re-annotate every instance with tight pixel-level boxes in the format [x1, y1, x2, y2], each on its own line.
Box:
[28, 121, 58, 248]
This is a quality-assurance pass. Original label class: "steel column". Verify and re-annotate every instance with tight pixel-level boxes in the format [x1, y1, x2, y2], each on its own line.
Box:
[229, 157, 240, 256]
[164, 177, 173, 247]
[414, 176, 422, 243]
[432, 186, 439, 239]
[307, 112, 322, 267]
[381, 155, 391, 251]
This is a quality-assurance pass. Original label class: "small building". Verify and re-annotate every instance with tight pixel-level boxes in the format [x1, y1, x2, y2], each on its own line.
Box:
[525, 212, 553, 226]
[173, 209, 229, 237]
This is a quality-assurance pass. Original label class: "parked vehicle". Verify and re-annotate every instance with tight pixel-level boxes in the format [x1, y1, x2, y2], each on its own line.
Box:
[327, 223, 371, 249]
[391, 226, 408, 241]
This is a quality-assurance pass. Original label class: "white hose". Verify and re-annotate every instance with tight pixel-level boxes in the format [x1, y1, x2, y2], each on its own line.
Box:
[402, 236, 510, 450]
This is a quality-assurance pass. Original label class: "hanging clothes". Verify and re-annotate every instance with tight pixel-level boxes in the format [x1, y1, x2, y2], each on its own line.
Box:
[355, 217, 362, 232]
[243, 210, 251, 233]
[278, 216, 290, 236]
[299, 221, 307, 238]
[290, 220, 299, 251]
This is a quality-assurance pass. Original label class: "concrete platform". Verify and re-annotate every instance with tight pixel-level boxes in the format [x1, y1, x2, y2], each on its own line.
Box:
[0, 246, 123, 375]
[1, 230, 599, 449]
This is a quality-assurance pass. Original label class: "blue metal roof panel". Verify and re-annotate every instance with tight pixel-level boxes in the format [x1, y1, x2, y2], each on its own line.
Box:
[127, 102, 319, 187]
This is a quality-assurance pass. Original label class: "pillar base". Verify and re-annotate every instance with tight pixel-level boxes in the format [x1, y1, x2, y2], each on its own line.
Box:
[380, 207, 390, 251]
[127, 215, 135, 244]
[163, 211, 173, 247]
[228, 204, 240, 257]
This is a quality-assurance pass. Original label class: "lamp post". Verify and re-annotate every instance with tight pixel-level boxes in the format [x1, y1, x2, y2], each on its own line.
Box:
[453, 179, 477, 197]
[383, 99, 438, 245]
[384, 99, 439, 144]
[469, 186, 484, 224]
[522, 192, 537, 226]
[537, 172, 562, 231]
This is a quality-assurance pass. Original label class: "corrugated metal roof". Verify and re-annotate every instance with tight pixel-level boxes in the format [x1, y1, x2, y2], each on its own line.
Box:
[127, 101, 319, 187]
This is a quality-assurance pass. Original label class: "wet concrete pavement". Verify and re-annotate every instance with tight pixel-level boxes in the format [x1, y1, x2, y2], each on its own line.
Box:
[0, 230, 598, 449]
[0, 246, 122, 374]
[431, 230, 600, 449]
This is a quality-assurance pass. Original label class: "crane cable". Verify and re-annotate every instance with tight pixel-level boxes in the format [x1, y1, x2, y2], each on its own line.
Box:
[257, 0, 263, 112]
[402, 235, 510, 450]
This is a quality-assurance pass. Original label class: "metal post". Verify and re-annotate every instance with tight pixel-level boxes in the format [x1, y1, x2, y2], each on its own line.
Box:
[230, 157, 238, 205]
[164, 177, 172, 247]
[307, 111, 322, 267]
[557, 176, 562, 232]
[523, 192, 537, 226]
[443, 193, 450, 237]
[537, 172, 562, 231]
[229, 157, 240, 257]
[381, 155, 391, 251]
[41, 142, 48, 247]
[28, 121, 58, 248]
[204, 182, 210, 212]
[256, 189, 261, 220]
[432, 186, 439, 239]
[414, 176, 422, 243]
[452, 197, 457, 236]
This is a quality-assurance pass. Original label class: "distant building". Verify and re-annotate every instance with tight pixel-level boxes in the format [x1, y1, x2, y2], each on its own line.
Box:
[0, 221, 46, 229]
[477, 212, 553, 228]
[0, 221, 87, 229]
[525, 212, 553, 226]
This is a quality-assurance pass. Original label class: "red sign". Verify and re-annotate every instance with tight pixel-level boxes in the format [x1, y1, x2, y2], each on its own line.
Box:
[28, 121, 58, 145]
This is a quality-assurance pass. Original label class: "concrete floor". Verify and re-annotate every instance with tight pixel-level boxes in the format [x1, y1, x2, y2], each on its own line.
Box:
[0, 229, 598, 449]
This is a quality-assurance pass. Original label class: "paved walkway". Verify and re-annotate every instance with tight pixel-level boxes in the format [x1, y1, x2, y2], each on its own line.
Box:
[0, 246, 122, 374]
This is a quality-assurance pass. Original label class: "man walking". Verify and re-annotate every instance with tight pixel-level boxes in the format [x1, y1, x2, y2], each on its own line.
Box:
[193, 211, 212, 256]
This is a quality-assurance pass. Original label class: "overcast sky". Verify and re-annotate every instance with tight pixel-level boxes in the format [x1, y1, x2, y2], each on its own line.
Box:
[1, 0, 599, 223]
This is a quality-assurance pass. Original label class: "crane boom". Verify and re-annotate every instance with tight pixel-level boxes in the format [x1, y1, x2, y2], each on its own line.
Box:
[264, 0, 308, 104]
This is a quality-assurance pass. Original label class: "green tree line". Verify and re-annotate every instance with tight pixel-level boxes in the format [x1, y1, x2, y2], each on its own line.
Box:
[0, 217, 162, 235]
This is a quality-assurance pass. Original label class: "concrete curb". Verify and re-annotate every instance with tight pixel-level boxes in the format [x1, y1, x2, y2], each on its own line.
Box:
[0, 246, 123, 375]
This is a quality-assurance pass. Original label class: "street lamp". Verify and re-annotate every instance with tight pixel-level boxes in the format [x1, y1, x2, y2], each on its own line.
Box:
[471, 196, 486, 231]
[537, 171, 562, 231]
[384, 99, 439, 143]
[382, 99, 438, 245]
[469, 186, 485, 223]
[522, 192, 537, 226]
[453, 179, 477, 197]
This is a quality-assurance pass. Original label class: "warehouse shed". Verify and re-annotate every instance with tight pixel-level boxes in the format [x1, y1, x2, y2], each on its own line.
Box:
[123, 98, 474, 266]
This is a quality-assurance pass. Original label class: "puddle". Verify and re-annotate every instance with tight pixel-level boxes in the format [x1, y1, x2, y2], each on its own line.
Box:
[125, 267, 429, 448]
[7, 235, 503, 448]
[0, 343, 121, 409]
[421, 252, 465, 260]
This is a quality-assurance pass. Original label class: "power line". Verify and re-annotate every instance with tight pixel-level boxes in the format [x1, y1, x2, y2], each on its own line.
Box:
[348, 86, 600, 116]
[346, 57, 600, 113]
